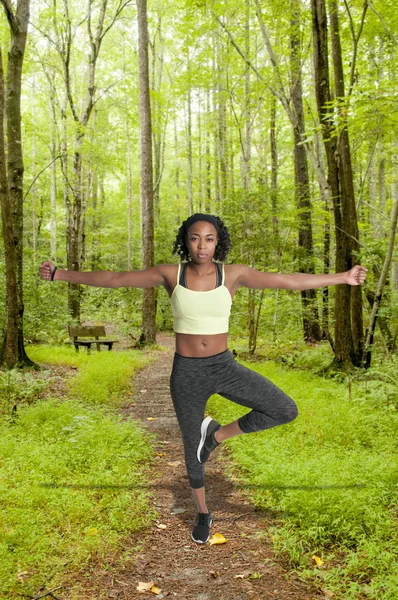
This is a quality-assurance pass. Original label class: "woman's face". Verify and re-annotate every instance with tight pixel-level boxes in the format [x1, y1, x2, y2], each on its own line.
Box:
[186, 221, 218, 263]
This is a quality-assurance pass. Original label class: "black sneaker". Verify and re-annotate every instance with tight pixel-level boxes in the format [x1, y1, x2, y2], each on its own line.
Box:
[197, 416, 221, 464]
[191, 512, 213, 544]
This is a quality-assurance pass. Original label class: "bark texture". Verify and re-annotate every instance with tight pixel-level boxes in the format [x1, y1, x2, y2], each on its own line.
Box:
[0, 0, 34, 367]
[137, 0, 157, 344]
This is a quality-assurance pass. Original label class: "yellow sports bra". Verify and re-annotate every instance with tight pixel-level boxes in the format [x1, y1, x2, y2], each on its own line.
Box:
[170, 262, 232, 335]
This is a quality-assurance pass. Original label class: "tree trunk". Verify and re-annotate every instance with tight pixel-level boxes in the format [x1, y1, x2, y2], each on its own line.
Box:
[270, 97, 279, 258]
[0, 0, 34, 367]
[290, 0, 321, 343]
[49, 94, 57, 260]
[186, 50, 193, 214]
[205, 89, 211, 212]
[217, 31, 227, 204]
[328, 0, 364, 365]
[137, 0, 156, 344]
[363, 197, 398, 367]
[311, 0, 354, 369]
[0, 47, 19, 368]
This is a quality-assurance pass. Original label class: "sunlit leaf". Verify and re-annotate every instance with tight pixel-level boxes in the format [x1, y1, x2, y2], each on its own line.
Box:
[137, 581, 154, 592]
[150, 585, 161, 594]
[209, 532, 227, 545]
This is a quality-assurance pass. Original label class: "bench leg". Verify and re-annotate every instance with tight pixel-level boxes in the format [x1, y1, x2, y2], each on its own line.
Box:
[96, 343, 101, 352]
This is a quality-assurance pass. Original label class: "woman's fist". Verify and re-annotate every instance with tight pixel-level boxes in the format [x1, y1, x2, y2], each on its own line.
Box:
[39, 261, 57, 281]
[345, 265, 368, 286]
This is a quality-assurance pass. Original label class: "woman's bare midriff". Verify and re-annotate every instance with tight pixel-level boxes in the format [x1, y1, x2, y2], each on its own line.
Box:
[175, 332, 228, 357]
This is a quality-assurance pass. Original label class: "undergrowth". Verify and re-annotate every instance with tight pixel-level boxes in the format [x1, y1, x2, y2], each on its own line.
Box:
[0, 346, 157, 599]
[207, 358, 398, 600]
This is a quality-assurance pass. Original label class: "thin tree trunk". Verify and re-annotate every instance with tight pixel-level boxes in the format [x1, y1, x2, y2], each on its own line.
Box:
[270, 97, 279, 257]
[137, 0, 156, 344]
[205, 89, 211, 212]
[49, 94, 57, 260]
[0, 46, 19, 368]
[31, 72, 37, 263]
[363, 197, 398, 367]
[217, 31, 227, 204]
[187, 50, 193, 214]
[198, 92, 202, 212]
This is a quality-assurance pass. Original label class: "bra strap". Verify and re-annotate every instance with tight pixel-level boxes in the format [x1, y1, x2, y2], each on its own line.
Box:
[221, 263, 225, 285]
[177, 263, 181, 285]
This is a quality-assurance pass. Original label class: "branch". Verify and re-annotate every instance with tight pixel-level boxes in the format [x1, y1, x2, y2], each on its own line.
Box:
[363, 197, 398, 364]
[347, 0, 368, 96]
[367, 0, 398, 46]
[0, 0, 18, 35]
[24, 156, 62, 201]
[207, 7, 267, 85]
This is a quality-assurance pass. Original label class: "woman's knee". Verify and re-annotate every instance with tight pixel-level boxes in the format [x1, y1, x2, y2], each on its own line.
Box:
[283, 396, 298, 424]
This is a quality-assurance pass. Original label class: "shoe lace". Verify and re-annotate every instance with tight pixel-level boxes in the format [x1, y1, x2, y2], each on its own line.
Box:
[197, 512, 210, 526]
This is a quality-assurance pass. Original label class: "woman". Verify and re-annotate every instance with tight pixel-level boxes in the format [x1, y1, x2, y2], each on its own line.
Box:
[39, 213, 367, 544]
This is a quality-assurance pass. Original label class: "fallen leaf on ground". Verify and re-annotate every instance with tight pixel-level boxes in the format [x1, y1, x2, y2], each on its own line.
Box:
[321, 589, 334, 599]
[167, 461, 181, 467]
[156, 523, 167, 529]
[147, 417, 156, 421]
[312, 554, 324, 566]
[234, 570, 251, 579]
[137, 581, 154, 592]
[209, 533, 227, 545]
[170, 507, 186, 515]
[156, 453, 166, 457]
[150, 584, 161, 594]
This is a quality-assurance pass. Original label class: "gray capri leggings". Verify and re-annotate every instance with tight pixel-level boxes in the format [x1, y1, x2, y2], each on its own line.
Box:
[169, 349, 298, 489]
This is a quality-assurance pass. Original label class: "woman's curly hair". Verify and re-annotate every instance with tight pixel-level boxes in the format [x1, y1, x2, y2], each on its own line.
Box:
[172, 215, 232, 262]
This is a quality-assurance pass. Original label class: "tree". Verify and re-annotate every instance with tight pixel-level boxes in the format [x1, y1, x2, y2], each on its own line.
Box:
[0, 0, 34, 368]
[137, 0, 156, 344]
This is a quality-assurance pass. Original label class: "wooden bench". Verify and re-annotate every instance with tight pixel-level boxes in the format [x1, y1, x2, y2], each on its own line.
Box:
[68, 325, 119, 354]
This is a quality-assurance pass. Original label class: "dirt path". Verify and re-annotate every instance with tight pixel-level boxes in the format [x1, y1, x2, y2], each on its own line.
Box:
[71, 334, 322, 600]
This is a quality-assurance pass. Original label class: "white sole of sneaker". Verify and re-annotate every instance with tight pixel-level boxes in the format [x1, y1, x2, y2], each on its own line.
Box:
[191, 532, 210, 544]
[197, 416, 213, 463]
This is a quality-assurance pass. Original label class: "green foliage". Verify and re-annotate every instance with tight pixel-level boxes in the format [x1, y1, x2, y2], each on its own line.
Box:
[0, 345, 156, 598]
[28, 346, 152, 408]
[0, 369, 55, 417]
[0, 397, 158, 599]
[207, 359, 398, 599]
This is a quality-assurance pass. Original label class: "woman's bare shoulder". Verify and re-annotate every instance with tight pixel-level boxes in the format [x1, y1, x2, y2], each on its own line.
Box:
[224, 263, 247, 289]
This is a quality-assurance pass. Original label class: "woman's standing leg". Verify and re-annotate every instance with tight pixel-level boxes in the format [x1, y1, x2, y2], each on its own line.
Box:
[169, 355, 214, 513]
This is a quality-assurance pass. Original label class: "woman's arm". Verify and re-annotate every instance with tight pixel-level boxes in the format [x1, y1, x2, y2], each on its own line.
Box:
[236, 264, 367, 290]
[39, 261, 170, 288]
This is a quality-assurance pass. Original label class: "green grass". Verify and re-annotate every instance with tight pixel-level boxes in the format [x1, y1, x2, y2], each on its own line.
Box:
[207, 360, 398, 600]
[28, 345, 152, 408]
[0, 346, 158, 599]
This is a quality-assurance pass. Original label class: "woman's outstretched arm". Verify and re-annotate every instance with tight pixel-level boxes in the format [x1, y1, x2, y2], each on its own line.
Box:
[236, 264, 367, 290]
[39, 261, 171, 288]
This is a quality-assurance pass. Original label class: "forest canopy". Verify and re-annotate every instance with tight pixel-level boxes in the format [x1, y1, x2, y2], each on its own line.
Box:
[0, 0, 397, 368]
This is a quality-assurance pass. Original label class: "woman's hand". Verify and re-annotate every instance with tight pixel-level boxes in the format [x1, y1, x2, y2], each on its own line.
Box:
[345, 265, 368, 286]
[39, 261, 57, 281]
